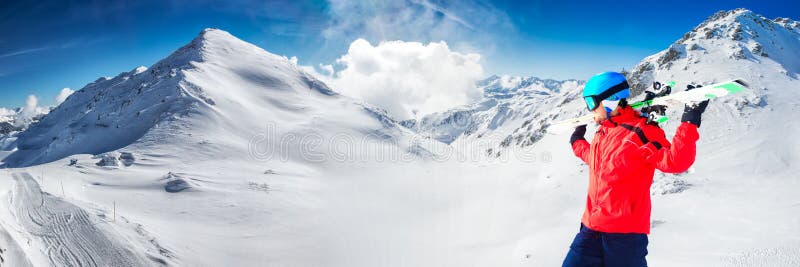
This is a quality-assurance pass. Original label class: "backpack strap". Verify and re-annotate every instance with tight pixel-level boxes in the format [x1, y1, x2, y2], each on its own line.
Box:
[619, 123, 663, 149]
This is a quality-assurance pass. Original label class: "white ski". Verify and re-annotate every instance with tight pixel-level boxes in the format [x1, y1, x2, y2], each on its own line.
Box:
[551, 79, 750, 128]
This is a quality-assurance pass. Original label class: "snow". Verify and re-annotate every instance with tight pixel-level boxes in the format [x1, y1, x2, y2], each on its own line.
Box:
[0, 214, 32, 267]
[0, 108, 15, 123]
[0, 28, 444, 266]
[8, 172, 152, 266]
[0, 9, 799, 266]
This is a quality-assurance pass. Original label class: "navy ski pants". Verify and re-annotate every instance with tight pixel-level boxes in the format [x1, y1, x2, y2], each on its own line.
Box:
[562, 224, 648, 267]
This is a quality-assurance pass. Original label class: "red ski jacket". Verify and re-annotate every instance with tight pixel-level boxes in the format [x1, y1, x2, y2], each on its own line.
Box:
[571, 106, 699, 234]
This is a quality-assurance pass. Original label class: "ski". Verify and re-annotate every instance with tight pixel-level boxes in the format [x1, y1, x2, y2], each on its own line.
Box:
[552, 79, 750, 128]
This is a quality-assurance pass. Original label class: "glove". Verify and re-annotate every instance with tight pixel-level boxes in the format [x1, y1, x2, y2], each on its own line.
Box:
[641, 105, 667, 115]
[570, 125, 587, 145]
[644, 91, 657, 101]
[662, 85, 672, 96]
[681, 85, 709, 127]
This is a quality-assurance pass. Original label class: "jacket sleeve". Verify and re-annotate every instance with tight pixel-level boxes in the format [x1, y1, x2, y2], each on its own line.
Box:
[640, 122, 699, 173]
[571, 139, 590, 164]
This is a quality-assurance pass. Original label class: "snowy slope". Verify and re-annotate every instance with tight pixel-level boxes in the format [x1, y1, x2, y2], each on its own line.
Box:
[0, 29, 443, 266]
[9, 172, 151, 266]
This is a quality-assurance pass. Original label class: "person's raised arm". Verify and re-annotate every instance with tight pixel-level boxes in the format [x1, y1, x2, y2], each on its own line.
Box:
[571, 125, 590, 163]
[641, 91, 709, 173]
[640, 122, 699, 173]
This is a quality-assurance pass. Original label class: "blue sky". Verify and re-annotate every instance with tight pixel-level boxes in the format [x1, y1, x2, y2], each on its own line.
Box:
[0, 0, 797, 108]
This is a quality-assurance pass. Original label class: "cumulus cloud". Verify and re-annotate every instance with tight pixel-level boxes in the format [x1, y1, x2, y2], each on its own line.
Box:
[54, 88, 74, 105]
[314, 39, 484, 120]
[24, 95, 38, 113]
[308, 0, 514, 120]
[15, 95, 42, 126]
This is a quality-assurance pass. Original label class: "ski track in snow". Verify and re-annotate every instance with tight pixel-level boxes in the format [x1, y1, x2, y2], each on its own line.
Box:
[0, 222, 33, 267]
[10, 172, 146, 267]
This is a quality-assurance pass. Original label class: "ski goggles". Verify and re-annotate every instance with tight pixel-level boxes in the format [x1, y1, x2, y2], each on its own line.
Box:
[583, 80, 630, 111]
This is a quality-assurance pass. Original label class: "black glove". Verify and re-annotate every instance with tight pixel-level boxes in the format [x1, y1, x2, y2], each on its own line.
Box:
[570, 125, 587, 145]
[662, 85, 672, 96]
[681, 85, 709, 127]
[644, 91, 657, 101]
[641, 104, 667, 115]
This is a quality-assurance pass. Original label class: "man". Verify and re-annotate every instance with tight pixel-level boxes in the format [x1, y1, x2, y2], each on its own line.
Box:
[562, 72, 709, 266]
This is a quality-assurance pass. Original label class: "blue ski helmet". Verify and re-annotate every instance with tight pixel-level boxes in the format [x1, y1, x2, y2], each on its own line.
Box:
[582, 72, 630, 111]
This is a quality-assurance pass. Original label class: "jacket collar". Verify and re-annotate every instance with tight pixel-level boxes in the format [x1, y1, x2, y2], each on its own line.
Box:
[600, 106, 641, 127]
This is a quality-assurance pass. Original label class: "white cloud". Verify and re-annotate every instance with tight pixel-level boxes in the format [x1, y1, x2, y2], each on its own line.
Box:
[54, 88, 75, 105]
[314, 39, 484, 120]
[15, 95, 40, 126]
[24, 95, 38, 113]
[0, 46, 50, 59]
[8, 94, 51, 127]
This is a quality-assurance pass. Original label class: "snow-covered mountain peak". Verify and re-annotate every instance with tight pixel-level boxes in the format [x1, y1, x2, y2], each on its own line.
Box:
[679, 8, 799, 45]
[197, 27, 229, 39]
[171, 28, 247, 56]
[1, 29, 424, 167]
[146, 28, 293, 75]
[628, 9, 800, 96]
[478, 75, 581, 99]
[187, 28, 267, 58]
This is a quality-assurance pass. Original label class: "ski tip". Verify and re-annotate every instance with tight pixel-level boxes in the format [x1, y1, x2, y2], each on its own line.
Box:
[546, 123, 571, 134]
[733, 79, 750, 88]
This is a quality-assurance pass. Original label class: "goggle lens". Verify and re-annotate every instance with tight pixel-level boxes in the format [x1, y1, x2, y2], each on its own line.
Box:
[584, 95, 600, 111]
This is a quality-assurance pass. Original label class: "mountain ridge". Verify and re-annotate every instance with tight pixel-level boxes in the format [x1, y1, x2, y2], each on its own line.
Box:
[1, 28, 423, 167]
[628, 8, 800, 96]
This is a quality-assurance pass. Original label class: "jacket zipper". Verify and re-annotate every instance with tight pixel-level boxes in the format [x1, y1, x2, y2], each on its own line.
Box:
[589, 126, 607, 229]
